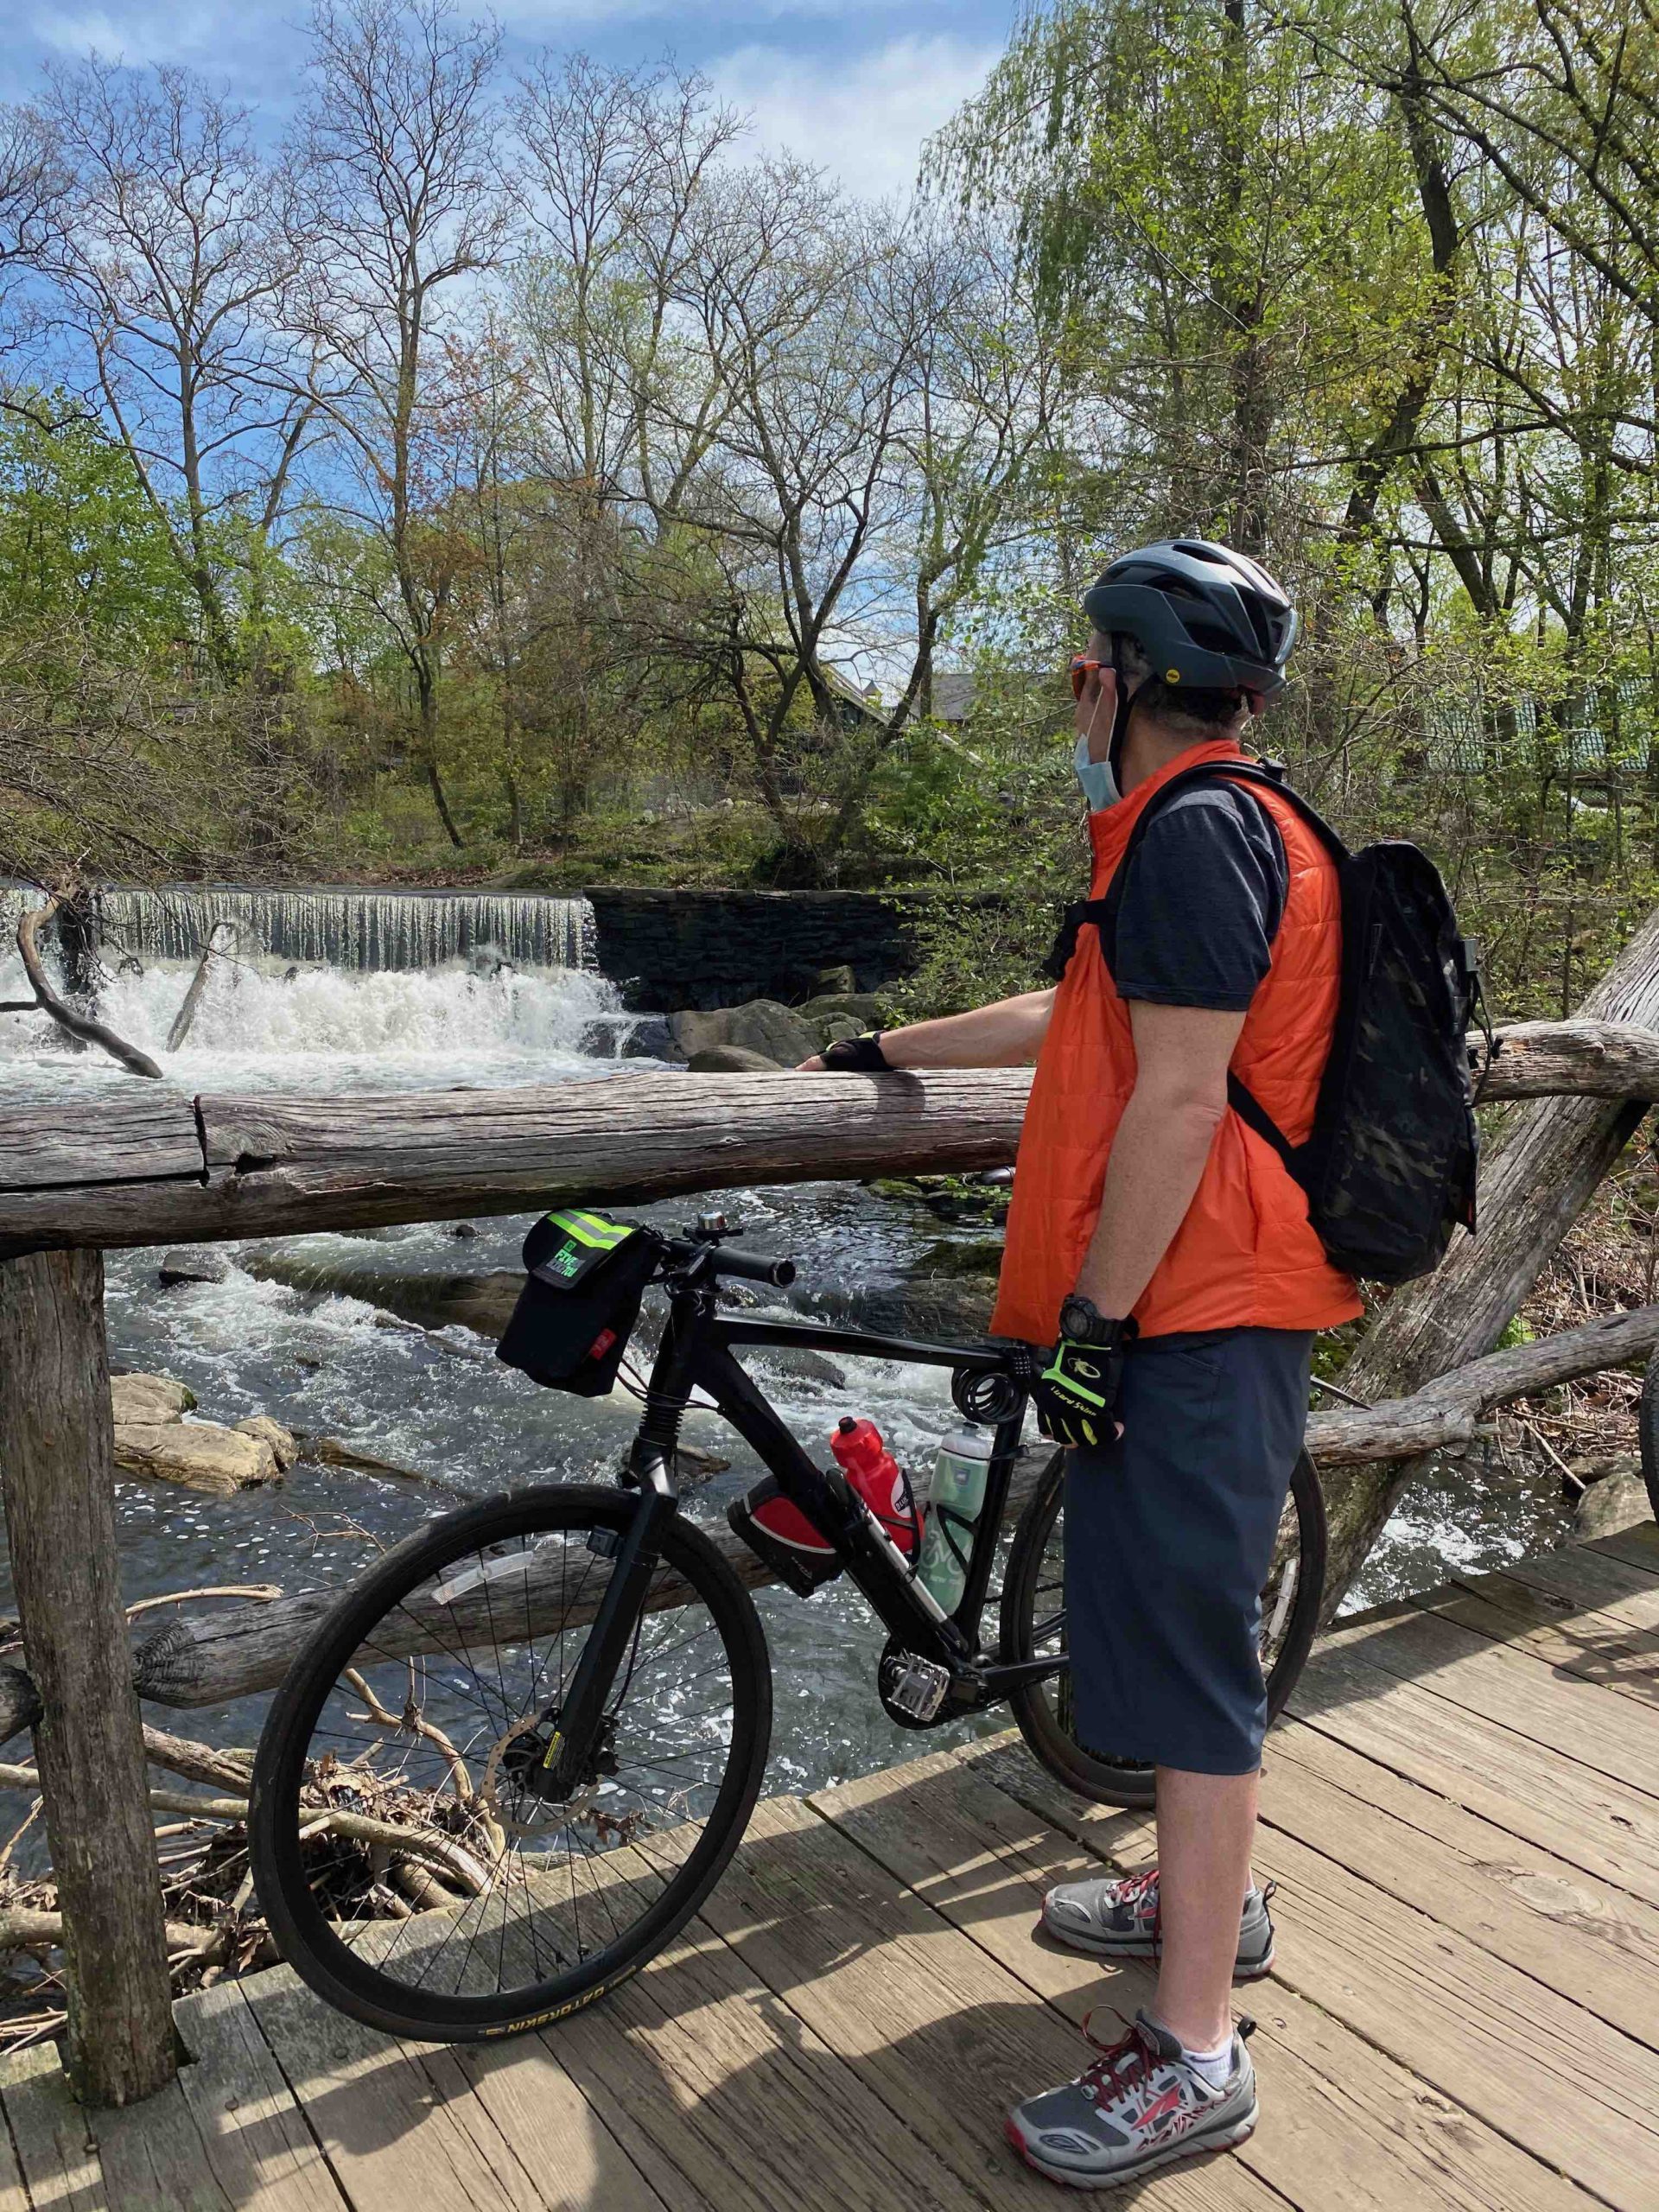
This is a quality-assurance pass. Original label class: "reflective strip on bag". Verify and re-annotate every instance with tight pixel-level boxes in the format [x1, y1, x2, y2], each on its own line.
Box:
[547, 1208, 632, 1250]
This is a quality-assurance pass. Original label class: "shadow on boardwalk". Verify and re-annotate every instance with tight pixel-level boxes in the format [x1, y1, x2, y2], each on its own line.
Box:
[3, 1521, 1657, 2212]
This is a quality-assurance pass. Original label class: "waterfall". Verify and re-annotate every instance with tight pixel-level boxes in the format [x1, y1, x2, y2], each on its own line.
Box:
[59, 885, 597, 972]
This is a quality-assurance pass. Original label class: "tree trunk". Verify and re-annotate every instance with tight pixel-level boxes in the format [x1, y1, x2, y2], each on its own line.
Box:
[0, 1249, 175, 2105]
[1321, 903, 1659, 1616]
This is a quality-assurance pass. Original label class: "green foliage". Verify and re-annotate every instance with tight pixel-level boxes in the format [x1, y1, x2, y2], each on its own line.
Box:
[0, 405, 192, 665]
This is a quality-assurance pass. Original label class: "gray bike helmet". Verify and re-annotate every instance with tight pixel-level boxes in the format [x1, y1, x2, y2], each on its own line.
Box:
[1083, 538, 1298, 703]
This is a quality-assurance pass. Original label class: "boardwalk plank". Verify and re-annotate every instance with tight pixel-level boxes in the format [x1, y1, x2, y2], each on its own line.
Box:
[543, 1912, 980, 2212]
[1322, 1602, 1659, 1788]
[687, 1792, 1286, 2210]
[1414, 1579, 1659, 1709]
[91, 2080, 236, 2211]
[1490, 1540, 1659, 1625]
[1291, 1631, 1659, 1904]
[242, 1963, 556, 2212]
[811, 1742, 1598, 2212]
[0, 2045, 103, 2212]
[1586, 1523, 1659, 1575]
[976, 1737, 1659, 2212]
[1267, 1719, 1659, 2014]
[413, 2040, 669, 2212]
[1256, 1732, 1659, 2048]
[170, 1979, 350, 2212]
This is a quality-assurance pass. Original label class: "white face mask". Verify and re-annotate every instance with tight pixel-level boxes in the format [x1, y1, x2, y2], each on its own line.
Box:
[1073, 731, 1119, 812]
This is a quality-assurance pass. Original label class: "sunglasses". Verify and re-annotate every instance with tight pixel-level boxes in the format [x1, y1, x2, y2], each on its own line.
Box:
[1070, 655, 1110, 701]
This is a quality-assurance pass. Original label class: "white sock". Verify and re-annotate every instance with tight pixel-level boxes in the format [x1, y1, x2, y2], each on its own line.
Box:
[1179, 2035, 1234, 2091]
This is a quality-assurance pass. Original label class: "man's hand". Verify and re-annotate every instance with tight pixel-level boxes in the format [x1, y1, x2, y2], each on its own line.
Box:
[1032, 1333, 1130, 1451]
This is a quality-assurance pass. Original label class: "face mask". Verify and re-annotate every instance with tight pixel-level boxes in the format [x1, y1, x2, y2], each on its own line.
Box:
[1073, 731, 1119, 812]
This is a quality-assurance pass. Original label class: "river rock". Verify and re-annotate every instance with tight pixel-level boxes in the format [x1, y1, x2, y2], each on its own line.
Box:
[111, 1373, 197, 1424]
[798, 992, 886, 1031]
[239, 1254, 524, 1337]
[157, 1249, 231, 1287]
[670, 999, 820, 1068]
[234, 1414, 299, 1471]
[686, 1045, 784, 1073]
[1573, 1466, 1654, 1541]
[114, 1421, 281, 1496]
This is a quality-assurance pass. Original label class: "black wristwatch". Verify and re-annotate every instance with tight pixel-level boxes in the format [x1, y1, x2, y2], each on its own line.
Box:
[1058, 1293, 1135, 1349]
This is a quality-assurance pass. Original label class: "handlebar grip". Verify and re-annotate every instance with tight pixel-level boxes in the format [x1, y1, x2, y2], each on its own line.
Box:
[715, 1247, 797, 1287]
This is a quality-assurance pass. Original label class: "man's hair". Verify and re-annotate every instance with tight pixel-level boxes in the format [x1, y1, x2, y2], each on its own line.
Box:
[1116, 636, 1249, 736]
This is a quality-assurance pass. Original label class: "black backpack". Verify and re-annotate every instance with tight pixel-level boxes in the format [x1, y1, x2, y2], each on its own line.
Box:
[1045, 760, 1484, 1285]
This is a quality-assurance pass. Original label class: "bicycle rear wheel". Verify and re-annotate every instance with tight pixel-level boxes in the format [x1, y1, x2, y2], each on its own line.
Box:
[250, 1485, 771, 2042]
[1000, 1447, 1325, 1808]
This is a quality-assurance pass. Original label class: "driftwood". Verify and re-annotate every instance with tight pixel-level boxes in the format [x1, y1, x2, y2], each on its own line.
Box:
[13, 899, 162, 1080]
[1323, 907, 1659, 1617]
[165, 918, 236, 1052]
[1, 1020, 1656, 1259]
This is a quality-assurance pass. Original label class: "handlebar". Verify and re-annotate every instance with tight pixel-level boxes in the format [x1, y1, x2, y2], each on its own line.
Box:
[710, 1246, 798, 1288]
[654, 1228, 796, 1290]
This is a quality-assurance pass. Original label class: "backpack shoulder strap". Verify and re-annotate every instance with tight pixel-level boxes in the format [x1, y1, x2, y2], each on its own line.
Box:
[1040, 760, 1345, 986]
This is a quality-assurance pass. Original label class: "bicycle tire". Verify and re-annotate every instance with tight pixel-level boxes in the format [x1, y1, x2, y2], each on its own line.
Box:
[1000, 1446, 1326, 1808]
[250, 1485, 771, 2042]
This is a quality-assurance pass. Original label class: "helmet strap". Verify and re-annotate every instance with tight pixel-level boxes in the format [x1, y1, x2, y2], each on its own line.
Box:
[1108, 634, 1135, 785]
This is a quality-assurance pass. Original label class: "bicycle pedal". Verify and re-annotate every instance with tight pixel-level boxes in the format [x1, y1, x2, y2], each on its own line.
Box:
[880, 1649, 951, 1724]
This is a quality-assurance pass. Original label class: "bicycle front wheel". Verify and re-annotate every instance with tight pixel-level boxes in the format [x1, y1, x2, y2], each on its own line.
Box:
[250, 1485, 771, 2042]
[1000, 1447, 1325, 1808]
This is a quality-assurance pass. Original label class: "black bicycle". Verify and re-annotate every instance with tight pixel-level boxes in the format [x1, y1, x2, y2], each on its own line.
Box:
[249, 1214, 1325, 2043]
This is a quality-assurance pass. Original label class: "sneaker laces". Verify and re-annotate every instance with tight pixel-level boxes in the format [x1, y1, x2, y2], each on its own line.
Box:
[1112, 1863, 1160, 1932]
[1077, 2011, 1164, 2110]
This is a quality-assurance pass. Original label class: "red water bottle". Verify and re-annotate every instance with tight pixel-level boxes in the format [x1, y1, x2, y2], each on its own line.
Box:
[830, 1415, 921, 1556]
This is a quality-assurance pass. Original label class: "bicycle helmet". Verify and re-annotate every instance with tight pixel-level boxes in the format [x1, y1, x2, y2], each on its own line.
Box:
[1083, 538, 1298, 703]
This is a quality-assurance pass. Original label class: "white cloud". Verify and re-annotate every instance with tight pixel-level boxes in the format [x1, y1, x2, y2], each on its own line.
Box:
[711, 32, 997, 201]
[30, 4, 219, 62]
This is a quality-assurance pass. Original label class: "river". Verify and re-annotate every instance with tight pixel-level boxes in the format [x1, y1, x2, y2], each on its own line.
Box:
[0, 892, 1570, 1795]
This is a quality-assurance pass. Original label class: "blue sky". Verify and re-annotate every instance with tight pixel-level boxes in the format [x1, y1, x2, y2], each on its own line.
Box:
[5, 1, 1016, 201]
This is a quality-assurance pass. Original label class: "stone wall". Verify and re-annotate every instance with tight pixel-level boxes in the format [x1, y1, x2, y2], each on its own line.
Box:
[585, 888, 1007, 1010]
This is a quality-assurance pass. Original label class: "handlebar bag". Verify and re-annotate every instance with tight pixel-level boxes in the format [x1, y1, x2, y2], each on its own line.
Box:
[496, 1208, 655, 1397]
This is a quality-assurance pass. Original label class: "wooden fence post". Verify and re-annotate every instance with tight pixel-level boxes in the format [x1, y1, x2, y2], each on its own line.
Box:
[0, 1248, 176, 2105]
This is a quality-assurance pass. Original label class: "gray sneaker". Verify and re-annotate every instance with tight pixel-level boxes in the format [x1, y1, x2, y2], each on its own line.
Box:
[1006, 2010, 1257, 2190]
[1039, 1867, 1275, 1980]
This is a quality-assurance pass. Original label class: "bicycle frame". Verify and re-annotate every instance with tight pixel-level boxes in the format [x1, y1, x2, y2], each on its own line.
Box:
[538, 1268, 1064, 1796]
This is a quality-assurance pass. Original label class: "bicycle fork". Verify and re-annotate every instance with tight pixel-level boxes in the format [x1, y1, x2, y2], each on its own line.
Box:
[525, 1450, 677, 1803]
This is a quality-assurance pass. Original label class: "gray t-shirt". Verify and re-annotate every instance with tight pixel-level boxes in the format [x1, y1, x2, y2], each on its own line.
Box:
[1112, 785, 1288, 1013]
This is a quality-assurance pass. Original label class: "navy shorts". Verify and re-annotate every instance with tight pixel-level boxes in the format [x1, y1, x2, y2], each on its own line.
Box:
[1064, 1325, 1314, 1776]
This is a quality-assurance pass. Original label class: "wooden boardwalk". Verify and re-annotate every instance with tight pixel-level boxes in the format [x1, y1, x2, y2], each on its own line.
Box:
[3, 1521, 1657, 2212]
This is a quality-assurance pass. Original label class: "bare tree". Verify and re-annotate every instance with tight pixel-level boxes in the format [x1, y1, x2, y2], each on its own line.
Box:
[0, 105, 67, 420]
[289, 0, 505, 848]
[38, 60, 308, 677]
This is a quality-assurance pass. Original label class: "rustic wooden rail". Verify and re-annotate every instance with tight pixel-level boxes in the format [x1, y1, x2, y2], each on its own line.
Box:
[1, 1019, 1654, 1256]
[0, 1016, 1656, 2107]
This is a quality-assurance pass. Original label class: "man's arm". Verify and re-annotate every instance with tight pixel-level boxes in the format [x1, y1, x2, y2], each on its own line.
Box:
[1071, 998, 1244, 1319]
[798, 988, 1055, 1071]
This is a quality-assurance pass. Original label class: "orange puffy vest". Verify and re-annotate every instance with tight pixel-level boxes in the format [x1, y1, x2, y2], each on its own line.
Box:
[990, 738, 1364, 1344]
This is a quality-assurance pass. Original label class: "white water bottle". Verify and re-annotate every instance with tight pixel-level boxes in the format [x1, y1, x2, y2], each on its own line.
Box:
[915, 1426, 996, 1614]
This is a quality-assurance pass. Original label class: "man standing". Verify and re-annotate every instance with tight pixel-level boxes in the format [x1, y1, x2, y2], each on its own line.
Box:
[809, 540, 1360, 2188]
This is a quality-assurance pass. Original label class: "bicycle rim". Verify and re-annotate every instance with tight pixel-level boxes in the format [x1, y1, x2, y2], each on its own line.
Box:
[250, 1485, 771, 2041]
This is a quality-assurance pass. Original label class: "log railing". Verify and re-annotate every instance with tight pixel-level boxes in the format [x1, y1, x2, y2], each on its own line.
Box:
[2, 1018, 1655, 1258]
[1, 1015, 1656, 2103]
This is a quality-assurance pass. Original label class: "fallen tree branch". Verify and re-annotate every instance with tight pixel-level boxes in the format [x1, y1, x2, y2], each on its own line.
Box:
[166, 919, 236, 1052]
[15, 897, 162, 1079]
